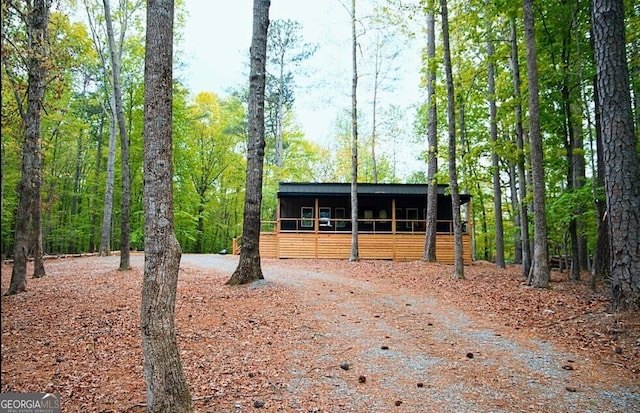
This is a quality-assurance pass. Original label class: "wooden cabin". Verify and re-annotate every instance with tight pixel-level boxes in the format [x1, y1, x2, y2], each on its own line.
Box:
[248, 182, 472, 264]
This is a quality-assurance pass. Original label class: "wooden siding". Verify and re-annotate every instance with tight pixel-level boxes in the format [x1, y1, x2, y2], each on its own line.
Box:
[258, 232, 472, 264]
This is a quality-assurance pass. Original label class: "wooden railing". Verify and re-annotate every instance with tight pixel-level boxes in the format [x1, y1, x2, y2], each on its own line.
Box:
[262, 218, 468, 235]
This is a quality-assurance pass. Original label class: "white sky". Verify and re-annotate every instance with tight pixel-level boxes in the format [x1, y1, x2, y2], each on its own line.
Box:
[180, 0, 425, 174]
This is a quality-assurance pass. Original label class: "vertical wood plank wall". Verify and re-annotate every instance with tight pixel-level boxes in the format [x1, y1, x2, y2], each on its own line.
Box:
[258, 232, 472, 264]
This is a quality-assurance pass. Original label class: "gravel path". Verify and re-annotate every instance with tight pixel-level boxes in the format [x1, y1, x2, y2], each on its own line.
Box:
[177, 254, 639, 412]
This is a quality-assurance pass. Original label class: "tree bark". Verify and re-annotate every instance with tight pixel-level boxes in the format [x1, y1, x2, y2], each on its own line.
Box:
[441, 0, 464, 279]
[227, 0, 271, 285]
[592, 0, 640, 310]
[141, 0, 193, 411]
[523, 0, 550, 288]
[349, 0, 359, 262]
[510, 16, 530, 277]
[85, 1, 118, 258]
[99, 98, 117, 256]
[423, 1, 438, 262]
[103, 0, 131, 270]
[561, 47, 580, 281]
[6, 0, 51, 295]
[591, 61, 609, 289]
[486, 5, 505, 269]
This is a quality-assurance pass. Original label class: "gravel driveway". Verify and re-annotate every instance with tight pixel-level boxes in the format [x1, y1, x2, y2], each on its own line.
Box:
[173, 254, 640, 412]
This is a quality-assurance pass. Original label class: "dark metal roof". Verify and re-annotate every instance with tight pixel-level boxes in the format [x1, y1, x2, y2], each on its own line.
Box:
[277, 182, 471, 202]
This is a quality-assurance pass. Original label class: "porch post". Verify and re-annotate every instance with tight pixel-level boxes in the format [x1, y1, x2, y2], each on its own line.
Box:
[276, 198, 281, 233]
[391, 198, 396, 234]
[314, 197, 319, 233]
[392, 198, 397, 260]
[314, 197, 319, 258]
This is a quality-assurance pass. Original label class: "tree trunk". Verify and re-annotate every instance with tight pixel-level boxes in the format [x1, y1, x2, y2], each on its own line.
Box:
[227, 0, 270, 285]
[423, 1, 438, 262]
[349, 0, 359, 262]
[6, 0, 51, 295]
[561, 55, 580, 281]
[523, 0, 550, 288]
[486, 7, 505, 269]
[103, 0, 131, 270]
[89, 114, 105, 253]
[141, 0, 193, 411]
[371, 61, 378, 184]
[99, 98, 117, 256]
[441, 0, 464, 279]
[573, 105, 588, 271]
[592, 0, 640, 310]
[85, 0, 118, 257]
[510, 16, 531, 277]
[275, 60, 285, 169]
[591, 61, 609, 289]
[509, 163, 522, 263]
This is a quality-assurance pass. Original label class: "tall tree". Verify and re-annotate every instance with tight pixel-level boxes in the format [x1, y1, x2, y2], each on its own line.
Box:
[102, 0, 131, 270]
[591, 52, 610, 289]
[509, 15, 530, 277]
[227, 0, 271, 285]
[366, 28, 399, 184]
[5, 0, 51, 295]
[486, 0, 505, 269]
[523, 0, 550, 288]
[592, 0, 640, 310]
[140, 0, 193, 410]
[349, 0, 360, 262]
[441, 0, 464, 279]
[266, 19, 316, 169]
[83, 0, 117, 257]
[423, 0, 438, 262]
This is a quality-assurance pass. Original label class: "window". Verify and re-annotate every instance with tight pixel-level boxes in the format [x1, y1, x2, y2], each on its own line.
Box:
[301, 207, 313, 228]
[319, 207, 331, 227]
[364, 210, 374, 224]
[406, 208, 418, 229]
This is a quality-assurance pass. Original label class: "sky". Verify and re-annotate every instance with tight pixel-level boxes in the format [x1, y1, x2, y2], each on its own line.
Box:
[180, 0, 424, 172]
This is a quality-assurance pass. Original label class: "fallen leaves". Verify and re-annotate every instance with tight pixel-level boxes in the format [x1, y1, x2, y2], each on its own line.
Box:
[2, 255, 639, 412]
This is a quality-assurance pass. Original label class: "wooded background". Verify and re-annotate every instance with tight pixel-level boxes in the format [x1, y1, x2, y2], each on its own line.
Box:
[1, 0, 638, 279]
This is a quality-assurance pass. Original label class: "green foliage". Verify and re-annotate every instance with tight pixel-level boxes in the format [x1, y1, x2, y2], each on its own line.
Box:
[1, 0, 636, 269]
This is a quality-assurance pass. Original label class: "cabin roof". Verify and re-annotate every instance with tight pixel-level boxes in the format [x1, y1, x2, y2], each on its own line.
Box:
[277, 182, 471, 201]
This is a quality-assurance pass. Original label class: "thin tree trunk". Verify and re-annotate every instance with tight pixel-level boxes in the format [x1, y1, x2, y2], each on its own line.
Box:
[592, 0, 640, 310]
[6, 0, 50, 295]
[103, 0, 131, 270]
[370, 39, 382, 184]
[510, 16, 531, 277]
[574, 116, 588, 271]
[99, 98, 117, 256]
[561, 44, 580, 281]
[509, 162, 522, 263]
[591, 50, 609, 289]
[84, 1, 115, 257]
[349, 0, 359, 262]
[141, 0, 193, 410]
[89, 114, 105, 253]
[227, 0, 270, 285]
[486, 7, 505, 269]
[441, 0, 464, 279]
[32, 188, 46, 278]
[523, 0, 550, 288]
[423, 1, 438, 262]
[276, 55, 284, 168]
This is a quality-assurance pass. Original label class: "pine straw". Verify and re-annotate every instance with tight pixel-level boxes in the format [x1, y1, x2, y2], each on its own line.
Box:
[2, 255, 638, 412]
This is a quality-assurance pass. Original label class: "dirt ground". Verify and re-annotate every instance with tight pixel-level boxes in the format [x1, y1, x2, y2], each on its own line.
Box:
[1, 253, 639, 412]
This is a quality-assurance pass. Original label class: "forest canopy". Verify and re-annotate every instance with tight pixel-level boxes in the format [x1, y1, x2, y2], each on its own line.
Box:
[1, 0, 639, 297]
